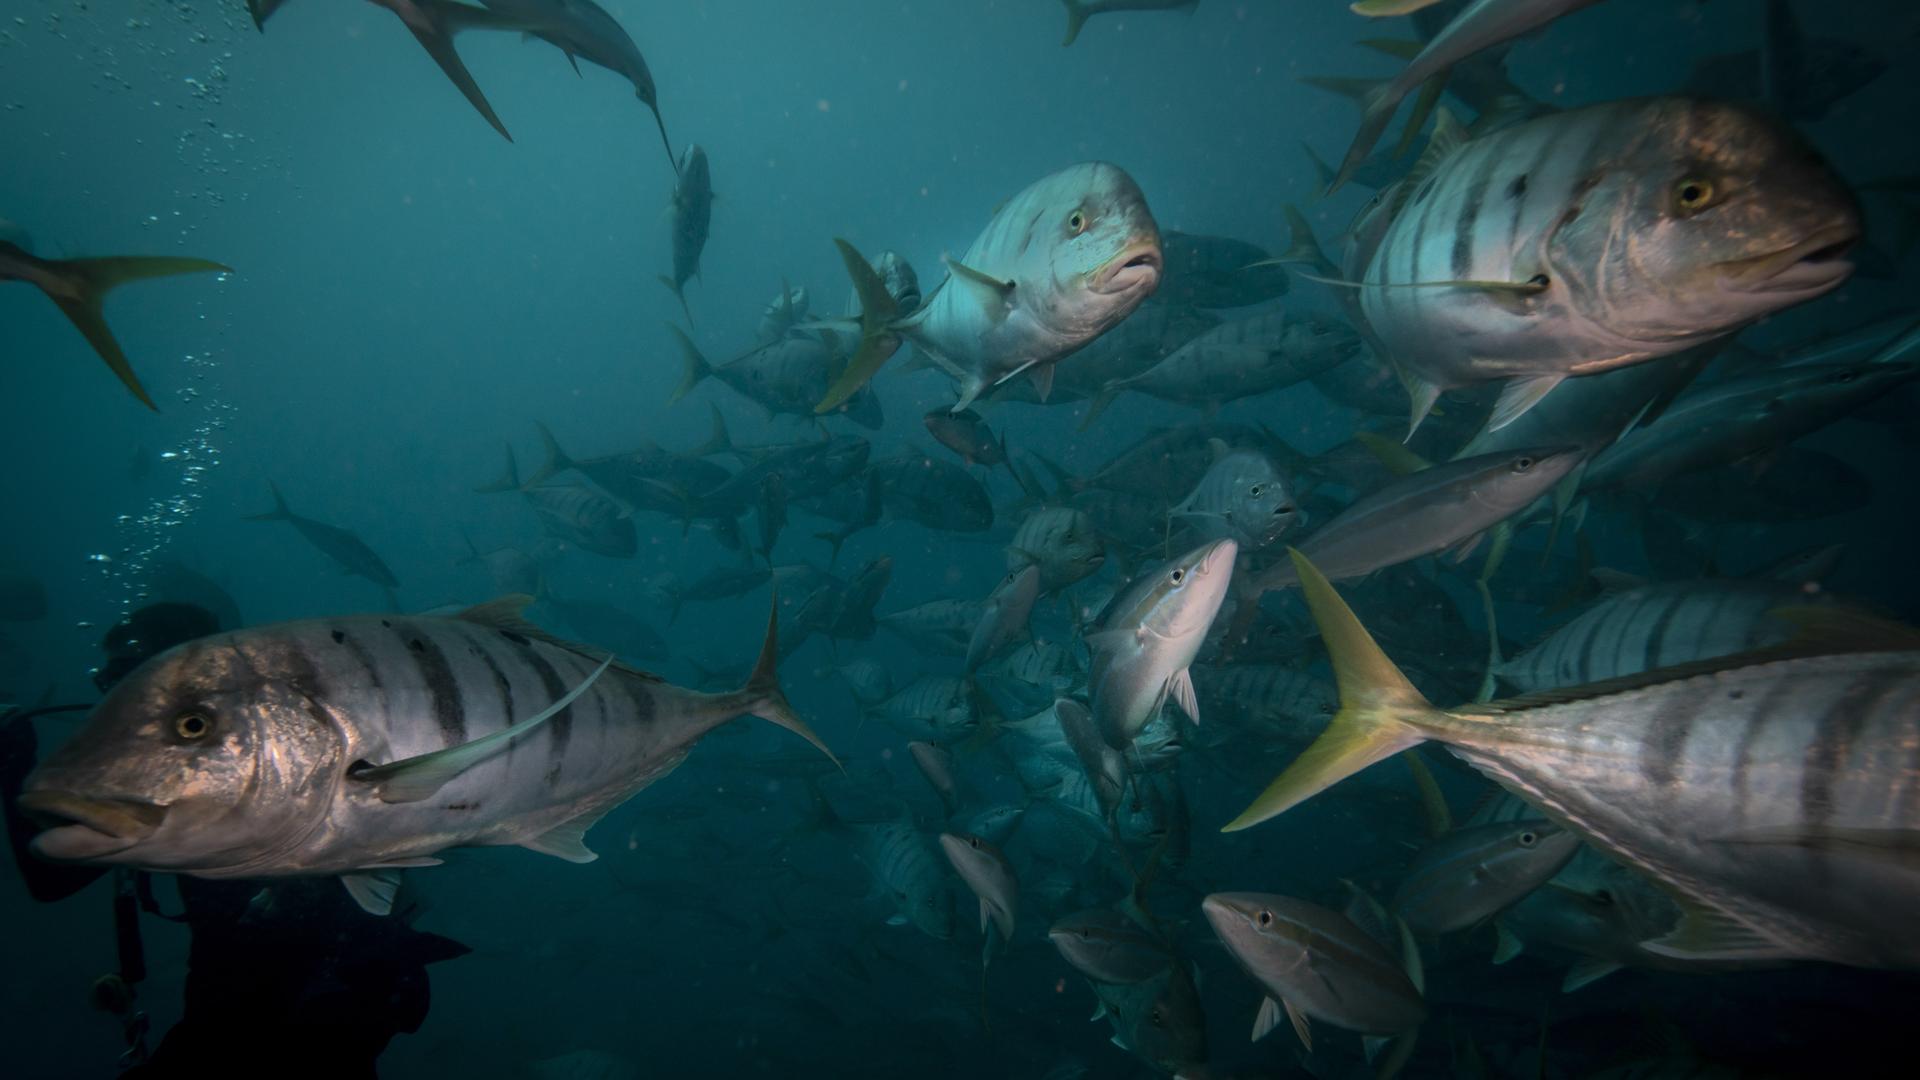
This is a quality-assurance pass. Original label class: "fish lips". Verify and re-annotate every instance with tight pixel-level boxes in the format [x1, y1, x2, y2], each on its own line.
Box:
[1722, 222, 1861, 297]
[18, 791, 168, 861]
[1093, 238, 1165, 296]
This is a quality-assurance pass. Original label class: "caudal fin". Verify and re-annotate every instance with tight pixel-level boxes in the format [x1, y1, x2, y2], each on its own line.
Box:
[403, 1, 517, 141]
[1078, 386, 1122, 431]
[474, 444, 522, 494]
[1325, 81, 1398, 195]
[243, 480, 292, 522]
[689, 402, 733, 457]
[732, 596, 840, 767]
[1221, 549, 1440, 831]
[37, 254, 230, 410]
[668, 323, 713, 404]
[813, 238, 903, 415]
[658, 274, 695, 327]
[524, 421, 574, 488]
[1059, 0, 1090, 46]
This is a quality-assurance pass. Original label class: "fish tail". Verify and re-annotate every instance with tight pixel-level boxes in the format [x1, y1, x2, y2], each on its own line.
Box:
[724, 595, 840, 767]
[403, 2, 513, 141]
[1078, 386, 1120, 431]
[243, 479, 292, 522]
[1059, 0, 1091, 46]
[1325, 79, 1396, 195]
[813, 238, 903, 415]
[473, 443, 521, 494]
[690, 402, 732, 457]
[1278, 204, 1341, 279]
[658, 274, 695, 327]
[668, 323, 713, 404]
[37, 254, 229, 410]
[524, 421, 573, 488]
[1222, 549, 1443, 832]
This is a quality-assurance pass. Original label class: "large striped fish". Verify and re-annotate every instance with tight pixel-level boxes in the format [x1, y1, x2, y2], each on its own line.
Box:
[1227, 550, 1920, 971]
[20, 597, 830, 915]
[1359, 98, 1860, 435]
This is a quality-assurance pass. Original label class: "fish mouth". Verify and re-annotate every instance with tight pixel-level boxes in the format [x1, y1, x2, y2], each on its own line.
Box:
[1722, 223, 1860, 295]
[1094, 238, 1164, 295]
[18, 791, 168, 860]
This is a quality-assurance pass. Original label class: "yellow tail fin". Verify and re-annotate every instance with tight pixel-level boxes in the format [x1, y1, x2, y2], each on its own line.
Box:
[1222, 549, 1439, 832]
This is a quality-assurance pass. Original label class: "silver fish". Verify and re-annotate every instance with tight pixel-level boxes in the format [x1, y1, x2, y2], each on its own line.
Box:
[1171, 441, 1302, 551]
[245, 482, 401, 592]
[1084, 309, 1361, 424]
[1008, 507, 1106, 593]
[659, 143, 712, 324]
[939, 832, 1018, 946]
[966, 565, 1040, 675]
[1089, 539, 1238, 750]
[1390, 820, 1580, 935]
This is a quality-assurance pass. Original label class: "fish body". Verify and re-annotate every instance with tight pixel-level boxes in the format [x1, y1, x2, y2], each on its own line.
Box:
[1049, 908, 1174, 984]
[923, 408, 1007, 469]
[673, 327, 884, 429]
[853, 821, 956, 939]
[966, 566, 1040, 674]
[939, 832, 1017, 944]
[479, 0, 673, 163]
[868, 676, 982, 743]
[522, 484, 637, 559]
[873, 453, 994, 533]
[878, 598, 982, 656]
[1361, 98, 1860, 434]
[1086, 964, 1209, 1075]
[246, 483, 402, 591]
[1090, 310, 1360, 419]
[1008, 507, 1106, 592]
[1228, 551, 1920, 971]
[1390, 819, 1580, 934]
[819, 163, 1162, 412]
[1156, 230, 1290, 309]
[21, 600, 827, 905]
[660, 144, 713, 322]
[1202, 892, 1426, 1041]
[1089, 539, 1238, 750]
[1172, 444, 1302, 551]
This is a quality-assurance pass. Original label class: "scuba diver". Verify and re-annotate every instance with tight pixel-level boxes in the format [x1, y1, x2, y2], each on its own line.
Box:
[1, 601, 470, 1077]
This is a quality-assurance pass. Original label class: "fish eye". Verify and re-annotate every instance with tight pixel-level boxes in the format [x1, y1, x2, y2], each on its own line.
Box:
[1513, 456, 1535, 472]
[968, 836, 982, 849]
[1067, 210, 1088, 235]
[1674, 177, 1716, 214]
[1249, 484, 1263, 497]
[173, 711, 213, 741]
[1170, 568, 1185, 584]
[1518, 830, 1538, 847]
[1255, 909, 1274, 928]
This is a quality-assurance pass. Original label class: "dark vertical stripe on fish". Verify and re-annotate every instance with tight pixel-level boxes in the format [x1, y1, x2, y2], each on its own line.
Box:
[1731, 673, 1799, 820]
[397, 624, 467, 745]
[1450, 147, 1500, 279]
[1800, 668, 1901, 831]
[520, 644, 573, 780]
[1638, 678, 1712, 788]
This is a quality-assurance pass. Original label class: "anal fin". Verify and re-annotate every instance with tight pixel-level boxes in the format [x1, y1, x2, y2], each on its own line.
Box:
[341, 868, 404, 916]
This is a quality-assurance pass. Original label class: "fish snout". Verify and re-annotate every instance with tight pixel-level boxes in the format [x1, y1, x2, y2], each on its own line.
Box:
[18, 790, 168, 860]
[1096, 237, 1165, 295]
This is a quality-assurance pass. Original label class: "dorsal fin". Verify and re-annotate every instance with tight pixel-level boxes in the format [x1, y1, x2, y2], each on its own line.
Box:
[1388, 107, 1468, 219]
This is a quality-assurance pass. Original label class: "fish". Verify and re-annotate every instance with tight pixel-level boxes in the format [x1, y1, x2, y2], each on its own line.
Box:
[923, 409, 1009, 470]
[1087, 962, 1209, 1074]
[1088, 539, 1238, 750]
[984, 302, 1219, 407]
[872, 452, 994, 533]
[966, 566, 1041, 675]
[1237, 447, 1581, 601]
[658, 144, 713, 325]
[1007, 507, 1106, 593]
[1083, 310, 1361, 425]
[816, 163, 1163, 413]
[908, 741, 958, 814]
[1, 237, 228, 409]
[835, 657, 894, 706]
[245, 482, 402, 596]
[525, 420, 731, 511]
[758, 284, 810, 344]
[1390, 819, 1581, 935]
[1491, 576, 1849, 693]
[149, 559, 245, 634]
[1188, 665, 1336, 745]
[755, 472, 787, 565]
[1226, 548, 1920, 971]
[670, 324, 885, 429]
[1327, 0, 1605, 193]
[20, 597, 831, 914]
[1359, 99, 1860, 435]
[1155, 230, 1291, 310]
[878, 598, 983, 657]
[1058, 0, 1201, 48]
[1170, 440, 1302, 551]
[1201, 892, 1426, 1052]
[846, 249, 922, 317]
[852, 820, 958, 940]
[335, 0, 545, 140]
[1049, 908, 1174, 984]
[665, 566, 774, 624]
[939, 832, 1018, 949]
[1051, 698, 1127, 821]
[867, 676, 986, 744]
[521, 484, 638, 559]
[479, 0, 674, 164]
[458, 535, 545, 598]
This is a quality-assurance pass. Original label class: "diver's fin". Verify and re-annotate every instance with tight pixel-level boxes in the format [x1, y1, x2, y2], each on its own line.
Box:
[1221, 549, 1439, 831]
[814, 238, 904, 414]
[1486, 374, 1566, 432]
[341, 868, 404, 916]
[354, 654, 614, 802]
[37, 253, 230, 410]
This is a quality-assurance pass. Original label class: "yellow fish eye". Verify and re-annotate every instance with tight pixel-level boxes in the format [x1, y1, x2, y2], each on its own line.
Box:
[1067, 210, 1087, 235]
[1675, 177, 1715, 214]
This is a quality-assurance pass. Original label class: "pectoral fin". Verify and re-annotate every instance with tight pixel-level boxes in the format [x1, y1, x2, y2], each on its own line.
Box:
[1252, 995, 1285, 1042]
[1486, 374, 1566, 432]
[1284, 997, 1313, 1051]
[945, 257, 1015, 323]
[1167, 667, 1199, 724]
[1641, 896, 1794, 961]
[341, 868, 405, 916]
[353, 654, 614, 803]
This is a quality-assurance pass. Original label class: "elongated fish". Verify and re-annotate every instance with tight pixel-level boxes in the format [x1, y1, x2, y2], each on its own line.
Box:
[1050, 908, 1174, 984]
[1, 238, 227, 409]
[1227, 550, 1920, 971]
[1082, 310, 1360, 426]
[246, 482, 402, 595]
[966, 565, 1040, 675]
[939, 832, 1018, 950]
[1089, 539, 1238, 750]
[1390, 819, 1579, 934]
[659, 143, 713, 325]
[816, 163, 1162, 413]
[1361, 98, 1859, 435]
[20, 598, 831, 914]
[670, 324, 884, 429]
[479, 0, 674, 165]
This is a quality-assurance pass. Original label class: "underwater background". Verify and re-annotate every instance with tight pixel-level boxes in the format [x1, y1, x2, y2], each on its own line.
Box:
[6, 1, 1920, 1076]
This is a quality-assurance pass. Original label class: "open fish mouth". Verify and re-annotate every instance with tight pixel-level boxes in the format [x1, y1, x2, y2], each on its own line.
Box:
[18, 791, 167, 860]
[1094, 238, 1164, 295]
[1723, 223, 1861, 295]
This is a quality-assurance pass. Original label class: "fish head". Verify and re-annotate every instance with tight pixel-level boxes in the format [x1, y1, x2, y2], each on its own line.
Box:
[1201, 892, 1314, 976]
[1219, 455, 1302, 549]
[938, 832, 1015, 914]
[1467, 446, 1585, 516]
[677, 143, 709, 185]
[1283, 312, 1365, 368]
[1008, 163, 1163, 339]
[20, 635, 342, 872]
[1554, 99, 1860, 339]
[1138, 539, 1239, 641]
[901, 879, 956, 940]
[1127, 967, 1209, 1072]
[874, 250, 923, 311]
